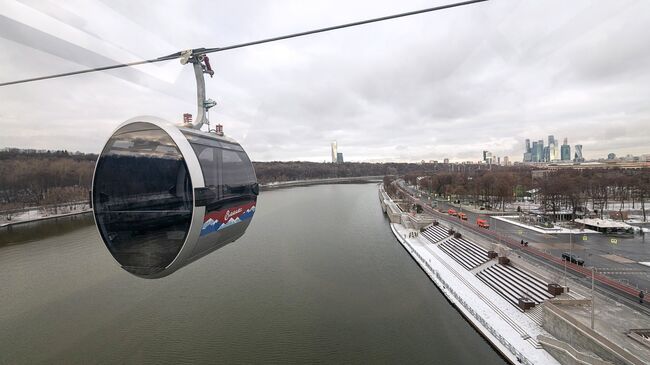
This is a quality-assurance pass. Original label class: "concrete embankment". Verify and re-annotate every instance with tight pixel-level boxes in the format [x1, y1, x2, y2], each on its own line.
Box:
[260, 176, 383, 190]
[0, 202, 91, 228]
[380, 184, 560, 365]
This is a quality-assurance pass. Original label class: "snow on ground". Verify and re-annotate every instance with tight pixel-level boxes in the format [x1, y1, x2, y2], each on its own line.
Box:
[493, 216, 600, 235]
[391, 223, 560, 365]
[0, 203, 90, 227]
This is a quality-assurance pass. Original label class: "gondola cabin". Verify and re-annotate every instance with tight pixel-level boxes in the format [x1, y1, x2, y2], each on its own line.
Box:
[92, 116, 258, 278]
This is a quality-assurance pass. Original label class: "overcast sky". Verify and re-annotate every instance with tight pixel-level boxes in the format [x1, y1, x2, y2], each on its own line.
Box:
[1, 0, 649, 162]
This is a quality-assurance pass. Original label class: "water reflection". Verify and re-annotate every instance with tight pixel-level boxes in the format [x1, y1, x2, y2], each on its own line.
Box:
[0, 213, 94, 246]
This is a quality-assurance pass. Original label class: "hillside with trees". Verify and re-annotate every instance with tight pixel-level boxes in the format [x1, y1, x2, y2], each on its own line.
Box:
[1, 148, 493, 211]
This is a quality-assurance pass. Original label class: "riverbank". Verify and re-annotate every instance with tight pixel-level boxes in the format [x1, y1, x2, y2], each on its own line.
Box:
[0, 177, 382, 228]
[390, 223, 558, 365]
[260, 176, 382, 190]
[382, 182, 650, 365]
[0, 202, 90, 228]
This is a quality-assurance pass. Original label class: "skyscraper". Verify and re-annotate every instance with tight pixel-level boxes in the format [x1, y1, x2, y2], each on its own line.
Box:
[574, 144, 584, 162]
[331, 141, 337, 163]
[523, 139, 532, 162]
[336, 152, 344, 163]
[560, 138, 571, 161]
[531, 141, 539, 162]
[548, 135, 559, 161]
[537, 140, 544, 162]
[543, 146, 550, 162]
[482, 150, 493, 164]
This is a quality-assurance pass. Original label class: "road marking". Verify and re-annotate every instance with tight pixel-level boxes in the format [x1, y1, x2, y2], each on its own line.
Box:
[610, 238, 618, 245]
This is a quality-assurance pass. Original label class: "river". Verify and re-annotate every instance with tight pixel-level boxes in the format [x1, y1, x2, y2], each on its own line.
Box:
[0, 183, 506, 364]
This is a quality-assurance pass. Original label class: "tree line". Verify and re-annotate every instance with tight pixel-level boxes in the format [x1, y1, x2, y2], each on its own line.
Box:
[0, 149, 97, 210]
[408, 168, 650, 221]
[1, 148, 492, 210]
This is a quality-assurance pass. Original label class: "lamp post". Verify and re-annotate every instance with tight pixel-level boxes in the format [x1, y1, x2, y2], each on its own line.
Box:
[591, 266, 595, 329]
[562, 249, 567, 288]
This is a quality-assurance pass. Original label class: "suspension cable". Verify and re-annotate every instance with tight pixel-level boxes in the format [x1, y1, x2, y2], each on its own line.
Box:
[0, 0, 488, 87]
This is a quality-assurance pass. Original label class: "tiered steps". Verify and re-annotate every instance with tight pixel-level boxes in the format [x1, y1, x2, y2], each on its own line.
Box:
[421, 225, 450, 244]
[438, 237, 489, 270]
[477, 264, 554, 310]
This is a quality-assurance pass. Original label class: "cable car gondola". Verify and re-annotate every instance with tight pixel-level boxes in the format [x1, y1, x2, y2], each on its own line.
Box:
[91, 52, 258, 278]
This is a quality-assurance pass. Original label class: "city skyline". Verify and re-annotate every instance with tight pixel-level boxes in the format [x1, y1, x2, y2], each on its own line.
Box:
[2, 1, 650, 162]
[522, 135, 578, 163]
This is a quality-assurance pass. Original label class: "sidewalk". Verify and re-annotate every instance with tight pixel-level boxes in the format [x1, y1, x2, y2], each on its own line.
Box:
[492, 215, 600, 235]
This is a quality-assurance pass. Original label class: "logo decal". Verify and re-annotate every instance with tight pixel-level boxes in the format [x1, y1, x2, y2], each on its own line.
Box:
[200, 202, 256, 236]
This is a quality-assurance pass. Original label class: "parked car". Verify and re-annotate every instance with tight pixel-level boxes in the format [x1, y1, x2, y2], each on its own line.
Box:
[561, 252, 584, 266]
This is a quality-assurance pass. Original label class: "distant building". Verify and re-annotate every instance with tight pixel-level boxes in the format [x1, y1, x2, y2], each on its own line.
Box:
[574, 144, 584, 162]
[503, 156, 510, 166]
[337, 152, 344, 163]
[443, 158, 449, 164]
[547, 135, 556, 161]
[331, 141, 337, 163]
[537, 140, 544, 162]
[531, 141, 539, 162]
[482, 150, 493, 164]
[560, 138, 571, 161]
[523, 139, 532, 162]
[607, 153, 616, 160]
[543, 146, 550, 162]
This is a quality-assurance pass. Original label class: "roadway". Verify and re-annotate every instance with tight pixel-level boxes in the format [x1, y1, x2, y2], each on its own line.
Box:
[396, 180, 650, 312]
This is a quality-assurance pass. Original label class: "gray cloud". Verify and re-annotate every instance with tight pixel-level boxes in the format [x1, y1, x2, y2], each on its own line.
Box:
[1, 0, 649, 162]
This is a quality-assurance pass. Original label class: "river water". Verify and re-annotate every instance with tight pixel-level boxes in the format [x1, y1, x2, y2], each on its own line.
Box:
[0, 184, 506, 364]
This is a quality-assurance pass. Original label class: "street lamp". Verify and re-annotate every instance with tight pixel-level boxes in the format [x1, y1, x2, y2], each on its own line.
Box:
[591, 266, 596, 330]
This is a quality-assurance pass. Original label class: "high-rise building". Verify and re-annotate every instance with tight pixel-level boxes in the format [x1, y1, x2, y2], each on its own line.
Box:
[337, 152, 344, 163]
[574, 144, 584, 162]
[531, 141, 539, 162]
[331, 141, 337, 163]
[548, 135, 559, 161]
[560, 138, 571, 161]
[443, 158, 449, 164]
[543, 146, 550, 162]
[523, 139, 532, 162]
[537, 140, 544, 162]
[503, 156, 509, 166]
[482, 150, 493, 164]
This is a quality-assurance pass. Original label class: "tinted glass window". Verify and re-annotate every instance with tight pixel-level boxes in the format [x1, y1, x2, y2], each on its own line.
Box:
[93, 123, 192, 275]
[222, 149, 256, 198]
[187, 139, 256, 202]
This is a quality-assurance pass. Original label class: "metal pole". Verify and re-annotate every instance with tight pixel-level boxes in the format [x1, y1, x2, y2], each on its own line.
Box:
[563, 250, 567, 288]
[591, 267, 595, 329]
